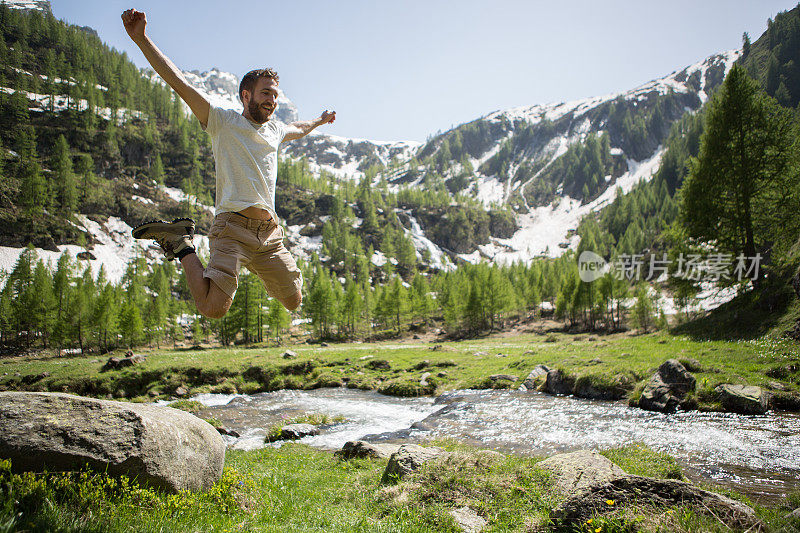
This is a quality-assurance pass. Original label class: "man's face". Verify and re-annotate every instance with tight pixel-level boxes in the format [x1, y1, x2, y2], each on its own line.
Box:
[245, 77, 279, 124]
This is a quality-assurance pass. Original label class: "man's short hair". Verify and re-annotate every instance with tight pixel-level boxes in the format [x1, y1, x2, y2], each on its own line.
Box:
[239, 68, 280, 102]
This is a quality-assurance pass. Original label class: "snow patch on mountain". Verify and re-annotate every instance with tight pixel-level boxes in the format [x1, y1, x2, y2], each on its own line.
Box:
[0, 87, 141, 124]
[1, 217, 153, 287]
[3, 0, 51, 13]
[458, 147, 665, 265]
[160, 185, 215, 214]
[397, 210, 454, 271]
[284, 132, 421, 180]
[284, 225, 323, 262]
[0, 216, 216, 289]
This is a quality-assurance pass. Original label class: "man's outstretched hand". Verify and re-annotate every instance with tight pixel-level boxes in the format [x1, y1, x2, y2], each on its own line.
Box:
[320, 110, 336, 125]
[121, 9, 147, 43]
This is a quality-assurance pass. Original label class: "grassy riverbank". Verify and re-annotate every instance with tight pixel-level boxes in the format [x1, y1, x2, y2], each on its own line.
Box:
[1, 442, 797, 532]
[1, 331, 798, 411]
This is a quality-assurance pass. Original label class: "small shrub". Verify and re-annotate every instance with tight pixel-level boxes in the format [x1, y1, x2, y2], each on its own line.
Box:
[678, 358, 704, 373]
[169, 400, 204, 414]
[345, 377, 378, 390]
[283, 375, 304, 389]
[366, 359, 391, 370]
[282, 360, 318, 375]
[601, 444, 684, 480]
[238, 381, 263, 394]
[0, 458, 254, 529]
[202, 417, 223, 429]
[309, 373, 344, 389]
[628, 382, 646, 407]
[210, 382, 237, 394]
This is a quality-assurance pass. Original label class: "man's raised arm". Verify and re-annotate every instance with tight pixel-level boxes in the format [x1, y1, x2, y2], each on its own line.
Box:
[284, 111, 337, 141]
[121, 9, 210, 128]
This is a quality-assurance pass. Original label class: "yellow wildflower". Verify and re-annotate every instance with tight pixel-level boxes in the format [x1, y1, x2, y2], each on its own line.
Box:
[586, 518, 593, 524]
[606, 499, 615, 505]
[595, 528, 602, 533]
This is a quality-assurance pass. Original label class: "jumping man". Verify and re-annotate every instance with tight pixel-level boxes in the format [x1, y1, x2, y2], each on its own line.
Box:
[122, 8, 335, 319]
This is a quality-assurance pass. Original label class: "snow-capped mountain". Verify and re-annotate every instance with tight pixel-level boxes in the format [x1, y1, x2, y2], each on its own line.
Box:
[400, 50, 740, 260]
[417, 50, 738, 206]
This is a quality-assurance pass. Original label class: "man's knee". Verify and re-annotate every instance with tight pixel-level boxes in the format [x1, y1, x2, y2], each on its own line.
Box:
[198, 300, 232, 320]
[280, 290, 302, 311]
[198, 283, 233, 319]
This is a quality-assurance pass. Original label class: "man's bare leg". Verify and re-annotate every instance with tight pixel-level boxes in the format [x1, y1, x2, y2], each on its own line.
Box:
[180, 253, 232, 319]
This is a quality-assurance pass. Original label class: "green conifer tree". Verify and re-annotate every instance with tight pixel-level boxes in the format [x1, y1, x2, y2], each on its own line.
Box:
[51, 134, 77, 215]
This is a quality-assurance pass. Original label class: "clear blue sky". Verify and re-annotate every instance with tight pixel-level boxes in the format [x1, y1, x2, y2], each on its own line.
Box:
[53, 0, 796, 142]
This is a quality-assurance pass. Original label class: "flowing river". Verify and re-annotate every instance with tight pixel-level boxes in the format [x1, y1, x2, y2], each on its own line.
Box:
[190, 388, 800, 503]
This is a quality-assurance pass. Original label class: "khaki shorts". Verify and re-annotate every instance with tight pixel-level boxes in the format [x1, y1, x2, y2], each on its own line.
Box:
[203, 212, 303, 300]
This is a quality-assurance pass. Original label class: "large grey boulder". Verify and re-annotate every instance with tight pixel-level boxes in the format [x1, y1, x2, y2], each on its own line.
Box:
[0, 392, 224, 492]
[550, 475, 760, 530]
[715, 384, 769, 415]
[336, 440, 402, 460]
[537, 450, 628, 493]
[522, 364, 550, 390]
[638, 359, 696, 413]
[381, 444, 449, 483]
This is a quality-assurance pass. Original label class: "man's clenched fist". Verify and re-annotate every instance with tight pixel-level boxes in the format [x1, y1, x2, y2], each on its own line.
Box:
[121, 9, 147, 43]
[320, 110, 336, 124]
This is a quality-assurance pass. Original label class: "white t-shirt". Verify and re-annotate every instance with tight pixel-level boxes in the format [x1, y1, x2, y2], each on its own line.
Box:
[203, 105, 287, 220]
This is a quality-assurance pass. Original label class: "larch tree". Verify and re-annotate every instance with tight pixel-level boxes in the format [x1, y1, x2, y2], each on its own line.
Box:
[680, 65, 799, 286]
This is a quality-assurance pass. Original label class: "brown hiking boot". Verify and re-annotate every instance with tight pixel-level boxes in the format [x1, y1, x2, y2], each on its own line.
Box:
[132, 218, 196, 261]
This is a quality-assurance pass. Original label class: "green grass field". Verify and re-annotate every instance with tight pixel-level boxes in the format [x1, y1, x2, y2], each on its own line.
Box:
[1, 330, 798, 412]
[2, 442, 798, 532]
[2, 324, 800, 531]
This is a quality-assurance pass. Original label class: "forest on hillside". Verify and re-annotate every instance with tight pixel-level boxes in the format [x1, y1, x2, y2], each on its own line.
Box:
[2, 5, 800, 353]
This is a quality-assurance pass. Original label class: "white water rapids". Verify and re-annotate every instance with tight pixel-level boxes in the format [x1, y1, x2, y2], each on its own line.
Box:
[188, 387, 800, 503]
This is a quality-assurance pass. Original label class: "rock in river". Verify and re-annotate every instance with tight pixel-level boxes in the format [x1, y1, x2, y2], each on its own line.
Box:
[521, 364, 550, 391]
[544, 369, 575, 396]
[638, 359, 695, 413]
[715, 384, 769, 415]
[0, 392, 224, 492]
[280, 423, 319, 439]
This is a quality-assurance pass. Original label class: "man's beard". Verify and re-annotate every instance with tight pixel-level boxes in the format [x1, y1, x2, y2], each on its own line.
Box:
[248, 99, 274, 124]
